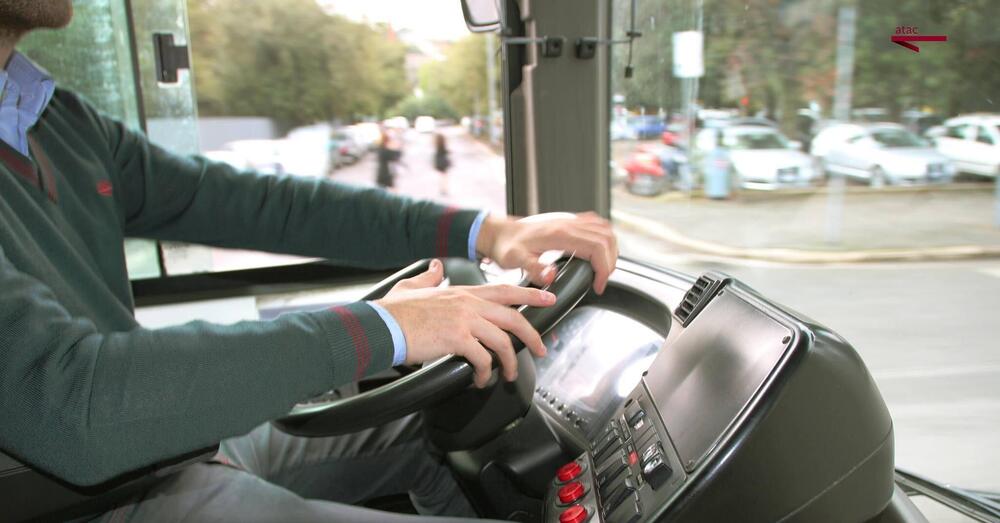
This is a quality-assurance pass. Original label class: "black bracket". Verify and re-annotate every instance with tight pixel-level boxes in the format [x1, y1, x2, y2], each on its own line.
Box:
[153, 33, 190, 84]
[502, 35, 565, 58]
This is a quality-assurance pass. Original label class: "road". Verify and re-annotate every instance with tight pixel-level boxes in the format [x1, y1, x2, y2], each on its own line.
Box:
[338, 130, 1000, 500]
[330, 126, 507, 215]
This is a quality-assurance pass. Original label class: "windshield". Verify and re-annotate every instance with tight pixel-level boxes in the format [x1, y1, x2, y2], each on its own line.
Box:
[870, 129, 926, 148]
[722, 130, 789, 150]
[608, 0, 999, 507]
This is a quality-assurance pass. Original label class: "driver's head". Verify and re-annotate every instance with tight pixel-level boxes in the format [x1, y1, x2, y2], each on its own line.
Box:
[0, 0, 73, 44]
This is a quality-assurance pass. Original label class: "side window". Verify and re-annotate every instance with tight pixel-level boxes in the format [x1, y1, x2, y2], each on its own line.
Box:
[944, 125, 967, 139]
[976, 126, 995, 145]
[19, 0, 163, 280]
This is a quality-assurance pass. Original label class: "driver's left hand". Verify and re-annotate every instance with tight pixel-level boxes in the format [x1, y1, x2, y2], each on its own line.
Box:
[475, 212, 618, 294]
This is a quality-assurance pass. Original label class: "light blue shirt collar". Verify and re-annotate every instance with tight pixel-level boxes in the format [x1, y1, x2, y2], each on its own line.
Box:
[0, 51, 55, 156]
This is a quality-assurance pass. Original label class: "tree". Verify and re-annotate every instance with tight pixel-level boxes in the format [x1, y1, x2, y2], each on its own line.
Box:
[418, 35, 497, 117]
[187, 0, 411, 129]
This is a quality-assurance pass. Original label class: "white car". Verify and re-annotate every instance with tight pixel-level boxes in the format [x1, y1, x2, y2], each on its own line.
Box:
[817, 123, 955, 186]
[414, 116, 436, 133]
[383, 116, 409, 130]
[930, 114, 1000, 177]
[694, 126, 818, 190]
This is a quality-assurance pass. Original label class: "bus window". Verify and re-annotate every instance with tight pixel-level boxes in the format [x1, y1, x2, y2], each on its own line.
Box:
[608, 0, 999, 511]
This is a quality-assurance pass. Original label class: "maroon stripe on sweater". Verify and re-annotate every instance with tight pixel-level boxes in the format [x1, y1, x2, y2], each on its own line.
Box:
[0, 144, 38, 188]
[435, 207, 459, 258]
[28, 136, 58, 203]
[331, 306, 371, 380]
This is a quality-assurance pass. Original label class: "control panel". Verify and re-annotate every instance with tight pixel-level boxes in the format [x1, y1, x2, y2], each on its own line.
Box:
[543, 386, 686, 523]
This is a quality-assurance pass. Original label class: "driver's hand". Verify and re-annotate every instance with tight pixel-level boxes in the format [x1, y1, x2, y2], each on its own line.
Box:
[476, 212, 618, 294]
[375, 259, 554, 388]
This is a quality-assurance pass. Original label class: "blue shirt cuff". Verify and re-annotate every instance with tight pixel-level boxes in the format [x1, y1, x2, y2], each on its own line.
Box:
[366, 301, 407, 366]
[468, 211, 489, 260]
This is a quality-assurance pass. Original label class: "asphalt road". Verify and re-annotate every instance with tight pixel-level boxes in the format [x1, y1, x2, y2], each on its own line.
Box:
[349, 130, 1000, 516]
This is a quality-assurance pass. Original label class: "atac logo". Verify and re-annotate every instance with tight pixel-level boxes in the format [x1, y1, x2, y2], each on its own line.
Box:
[891, 26, 947, 53]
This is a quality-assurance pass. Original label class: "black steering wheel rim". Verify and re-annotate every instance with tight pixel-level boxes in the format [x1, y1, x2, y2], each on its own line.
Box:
[272, 256, 593, 437]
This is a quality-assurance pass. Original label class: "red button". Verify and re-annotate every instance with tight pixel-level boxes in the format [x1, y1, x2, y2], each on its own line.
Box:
[628, 451, 639, 465]
[556, 461, 582, 482]
[558, 482, 585, 504]
[559, 505, 589, 523]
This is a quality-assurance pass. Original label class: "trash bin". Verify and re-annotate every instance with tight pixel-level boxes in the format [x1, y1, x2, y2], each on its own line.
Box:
[703, 148, 731, 199]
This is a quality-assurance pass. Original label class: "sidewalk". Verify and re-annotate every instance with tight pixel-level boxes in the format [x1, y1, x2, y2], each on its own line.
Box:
[612, 184, 1000, 263]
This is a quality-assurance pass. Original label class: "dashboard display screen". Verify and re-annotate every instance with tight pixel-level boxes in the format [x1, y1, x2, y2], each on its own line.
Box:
[534, 306, 663, 439]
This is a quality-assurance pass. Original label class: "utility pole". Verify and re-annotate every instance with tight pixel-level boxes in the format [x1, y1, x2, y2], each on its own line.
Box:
[827, 4, 856, 244]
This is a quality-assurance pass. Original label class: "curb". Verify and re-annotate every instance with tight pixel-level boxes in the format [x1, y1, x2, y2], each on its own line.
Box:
[611, 210, 1000, 264]
[615, 181, 996, 204]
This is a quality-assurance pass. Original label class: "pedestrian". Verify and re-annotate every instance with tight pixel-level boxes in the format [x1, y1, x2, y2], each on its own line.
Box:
[433, 132, 451, 196]
[376, 129, 401, 191]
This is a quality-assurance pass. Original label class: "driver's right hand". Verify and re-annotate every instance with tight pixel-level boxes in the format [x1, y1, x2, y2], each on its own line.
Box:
[375, 259, 554, 388]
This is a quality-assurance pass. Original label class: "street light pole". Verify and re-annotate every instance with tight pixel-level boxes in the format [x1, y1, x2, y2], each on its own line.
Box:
[827, 4, 856, 244]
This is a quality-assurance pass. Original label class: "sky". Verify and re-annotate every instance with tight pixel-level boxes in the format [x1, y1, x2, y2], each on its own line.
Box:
[318, 0, 472, 42]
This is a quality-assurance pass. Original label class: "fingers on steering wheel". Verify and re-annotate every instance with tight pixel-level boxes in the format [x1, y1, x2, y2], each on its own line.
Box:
[468, 284, 556, 307]
[564, 229, 614, 295]
[460, 337, 494, 388]
[472, 318, 518, 381]
[476, 300, 547, 358]
[392, 259, 443, 291]
[521, 255, 556, 286]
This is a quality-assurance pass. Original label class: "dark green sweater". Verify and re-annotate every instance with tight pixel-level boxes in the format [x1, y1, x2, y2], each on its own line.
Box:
[0, 89, 479, 486]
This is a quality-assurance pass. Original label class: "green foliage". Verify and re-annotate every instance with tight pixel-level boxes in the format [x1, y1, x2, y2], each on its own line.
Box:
[418, 35, 497, 117]
[187, 0, 410, 129]
[390, 94, 458, 121]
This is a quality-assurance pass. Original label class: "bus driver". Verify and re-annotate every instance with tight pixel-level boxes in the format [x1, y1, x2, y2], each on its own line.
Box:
[0, 2, 617, 521]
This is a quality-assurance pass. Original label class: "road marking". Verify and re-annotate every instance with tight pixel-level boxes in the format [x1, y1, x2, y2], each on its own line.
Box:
[874, 363, 1000, 381]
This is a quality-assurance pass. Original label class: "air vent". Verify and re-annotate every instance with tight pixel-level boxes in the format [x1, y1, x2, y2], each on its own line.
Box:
[675, 272, 730, 326]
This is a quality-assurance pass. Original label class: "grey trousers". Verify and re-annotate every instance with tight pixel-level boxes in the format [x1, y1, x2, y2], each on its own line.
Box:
[89, 414, 504, 522]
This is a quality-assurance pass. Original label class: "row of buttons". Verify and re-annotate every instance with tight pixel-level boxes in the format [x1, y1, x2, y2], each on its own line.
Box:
[537, 387, 585, 429]
[625, 402, 672, 491]
[591, 418, 642, 522]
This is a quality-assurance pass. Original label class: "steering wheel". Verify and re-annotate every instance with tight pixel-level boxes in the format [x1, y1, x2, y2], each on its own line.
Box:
[272, 256, 593, 437]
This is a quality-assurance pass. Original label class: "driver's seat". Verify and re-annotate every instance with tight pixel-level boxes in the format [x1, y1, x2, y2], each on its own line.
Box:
[0, 445, 217, 522]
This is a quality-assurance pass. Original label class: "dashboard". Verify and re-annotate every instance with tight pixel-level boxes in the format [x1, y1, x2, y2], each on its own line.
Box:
[531, 267, 894, 523]
[533, 306, 662, 441]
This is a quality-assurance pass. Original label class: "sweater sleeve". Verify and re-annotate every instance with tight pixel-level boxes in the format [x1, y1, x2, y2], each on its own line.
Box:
[86, 106, 479, 266]
[0, 244, 393, 486]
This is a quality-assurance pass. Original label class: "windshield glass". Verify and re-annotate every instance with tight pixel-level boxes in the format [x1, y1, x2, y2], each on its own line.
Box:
[608, 0, 999, 509]
[870, 129, 926, 148]
[722, 130, 789, 150]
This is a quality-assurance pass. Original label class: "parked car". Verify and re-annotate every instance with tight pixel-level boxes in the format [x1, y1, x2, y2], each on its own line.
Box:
[929, 114, 1000, 177]
[223, 139, 287, 175]
[383, 116, 409, 130]
[627, 115, 666, 140]
[817, 123, 955, 186]
[348, 122, 382, 151]
[328, 130, 363, 167]
[414, 116, 436, 133]
[901, 110, 945, 136]
[693, 125, 818, 190]
[611, 119, 638, 141]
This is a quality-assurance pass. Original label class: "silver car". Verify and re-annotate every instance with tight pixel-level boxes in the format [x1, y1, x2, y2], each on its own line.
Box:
[816, 123, 955, 186]
[694, 126, 818, 190]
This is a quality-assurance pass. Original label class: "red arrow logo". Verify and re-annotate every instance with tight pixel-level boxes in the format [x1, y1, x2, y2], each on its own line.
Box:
[891, 35, 947, 53]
